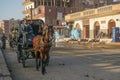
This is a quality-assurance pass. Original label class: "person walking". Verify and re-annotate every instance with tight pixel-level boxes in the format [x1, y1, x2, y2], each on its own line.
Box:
[76, 23, 82, 43]
[54, 28, 60, 42]
[1, 34, 7, 49]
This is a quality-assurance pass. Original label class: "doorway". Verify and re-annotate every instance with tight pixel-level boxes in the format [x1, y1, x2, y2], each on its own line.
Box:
[108, 19, 116, 38]
[83, 25, 89, 38]
[94, 21, 100, 38]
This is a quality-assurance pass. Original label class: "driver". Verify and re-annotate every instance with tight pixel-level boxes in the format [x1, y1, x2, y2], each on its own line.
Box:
[22, 19, 34, 46]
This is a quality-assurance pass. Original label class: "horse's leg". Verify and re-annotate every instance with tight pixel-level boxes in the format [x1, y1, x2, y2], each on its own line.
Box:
[35, 49, 40, 71]
[35, 49, 40, 68]
[45, 47, 50, 66]
[39, 48, 45, 74]
[43, 53, 47, 74]
[40, 48, 47, 75]
[35, 50, 38, 70]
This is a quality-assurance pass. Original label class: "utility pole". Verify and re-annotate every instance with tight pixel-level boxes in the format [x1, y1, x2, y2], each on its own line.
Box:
[30, 7, 33, 21]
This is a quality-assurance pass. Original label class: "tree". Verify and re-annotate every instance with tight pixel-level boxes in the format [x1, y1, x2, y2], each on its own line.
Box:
[0, 27, 3, 38]
[0, 27, 3, 34]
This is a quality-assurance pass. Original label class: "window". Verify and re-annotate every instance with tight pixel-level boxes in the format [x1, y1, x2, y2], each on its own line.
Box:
[57, 0, 60, 7]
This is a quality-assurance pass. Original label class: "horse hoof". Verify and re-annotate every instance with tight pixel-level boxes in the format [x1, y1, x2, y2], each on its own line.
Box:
[42, 69, 47, 75]
[46, 63, 49, 66]
[42, 71, 47, 75]
[36, 68, 39, 71]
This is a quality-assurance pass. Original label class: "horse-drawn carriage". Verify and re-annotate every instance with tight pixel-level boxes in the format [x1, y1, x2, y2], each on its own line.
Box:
[16, 19, 54, 74]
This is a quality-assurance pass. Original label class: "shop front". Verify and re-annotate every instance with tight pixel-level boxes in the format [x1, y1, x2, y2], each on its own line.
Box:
[65, 3, 120, 41]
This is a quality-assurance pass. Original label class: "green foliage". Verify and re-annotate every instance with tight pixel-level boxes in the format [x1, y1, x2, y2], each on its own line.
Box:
[0, 27, 3, 34]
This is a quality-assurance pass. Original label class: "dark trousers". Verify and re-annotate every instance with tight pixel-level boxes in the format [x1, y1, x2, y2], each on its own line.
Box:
[2, 41, 6, 49]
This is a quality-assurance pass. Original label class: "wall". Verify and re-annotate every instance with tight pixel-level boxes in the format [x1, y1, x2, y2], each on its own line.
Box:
[73, 20, 83, 30]
[25, 2, 34, 10]
[89, 14, 120, 38]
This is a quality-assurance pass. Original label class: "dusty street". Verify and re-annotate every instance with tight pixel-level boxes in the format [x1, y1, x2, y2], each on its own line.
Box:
[3, 42, 120, 80]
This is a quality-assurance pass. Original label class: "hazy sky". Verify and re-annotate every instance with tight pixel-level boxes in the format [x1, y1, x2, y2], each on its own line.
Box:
[0, 0, 25, 21]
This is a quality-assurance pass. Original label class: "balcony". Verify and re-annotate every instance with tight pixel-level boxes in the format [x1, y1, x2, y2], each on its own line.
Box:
[70, 12, 81, 21]
[33, 6, 45, 19]
[65, 3, 120, 22]
[82, 9, 96, 17]
[22, 9, 31, 14]
[34, 13, 44, 19]
[97, 6, 112, 14]
[22, 0, 34, 6]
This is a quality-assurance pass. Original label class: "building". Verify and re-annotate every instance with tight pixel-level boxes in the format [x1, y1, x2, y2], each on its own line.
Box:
[0, 21, 3, 37]
[22, 0, 79, 25]
[22, 0, 117, 26]
[8, 19, 20, 34]
[0, 21, 1, 27]
[65, 3, 120, 42]
[23, 0, 112, 26]
[0, 19, 20, 38]
[1, 20, 9, 35]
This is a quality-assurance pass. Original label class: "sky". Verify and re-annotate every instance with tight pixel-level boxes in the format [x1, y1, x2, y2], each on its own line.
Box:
[0, 0, 25, 21]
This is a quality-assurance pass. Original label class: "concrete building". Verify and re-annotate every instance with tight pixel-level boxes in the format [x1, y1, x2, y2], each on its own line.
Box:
[22, 0, 115, 26]
[8, 19, 20, 34]
[65, 3, 120, 42]
[22, 0, 82, 25]
[0, 19, 20, 38]
[1, 20, 9, 35]
[0, 21, 1, 27]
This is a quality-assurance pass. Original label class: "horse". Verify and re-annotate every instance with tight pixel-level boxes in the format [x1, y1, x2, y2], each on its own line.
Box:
[33, 24, 54, 74]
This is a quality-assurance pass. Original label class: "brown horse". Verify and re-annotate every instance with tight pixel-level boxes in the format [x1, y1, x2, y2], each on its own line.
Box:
[33, 25, 53, 74]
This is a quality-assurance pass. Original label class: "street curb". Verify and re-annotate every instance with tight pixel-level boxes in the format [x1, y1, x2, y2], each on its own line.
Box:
[0, 49, 12, 80]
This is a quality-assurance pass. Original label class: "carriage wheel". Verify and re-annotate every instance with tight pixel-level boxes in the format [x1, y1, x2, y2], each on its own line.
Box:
[22, 50, 26, 67]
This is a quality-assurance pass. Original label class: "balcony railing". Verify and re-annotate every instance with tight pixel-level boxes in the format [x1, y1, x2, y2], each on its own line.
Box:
[65, 3, 120, 21]
[22, 0, 34, 5]
[70, 12, 81, 20]
[82, 9, 95, 16]
[24, 5, 45, 20]
[22, 9, 31, 14]
[97, 5, 112, 14]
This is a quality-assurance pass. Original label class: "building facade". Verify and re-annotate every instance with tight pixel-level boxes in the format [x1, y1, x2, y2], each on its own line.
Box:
[23, 0, 115, 26]
[65, 3, 120, 41]
[22, 0, 80, 25]
[8, 19, 20, 34]
[0, 19, 20, 38]
[1, 20, 9, 35]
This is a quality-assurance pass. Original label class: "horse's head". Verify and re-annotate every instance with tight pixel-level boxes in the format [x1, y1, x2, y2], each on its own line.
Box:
[48, 25, 54, 40]
[43, 25, 54, 43]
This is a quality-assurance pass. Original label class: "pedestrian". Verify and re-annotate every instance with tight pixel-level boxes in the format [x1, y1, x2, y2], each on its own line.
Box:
[75, 23, 82, 43]
[1, 34, 7, 49]
[8, 34, 13, 48]
[54, 28, 60, 42]
[70, 27, 76, 40]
